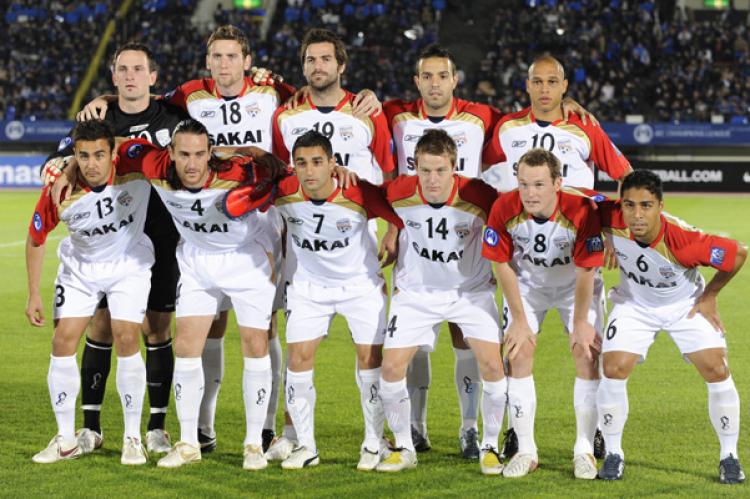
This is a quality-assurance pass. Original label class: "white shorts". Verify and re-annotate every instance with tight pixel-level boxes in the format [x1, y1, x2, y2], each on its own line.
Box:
[384, 284, 501, 351]
[175, 241, 275, 330]
[285, 279, 387, 345]
[53, 236, 154, 323]
[603, 290, 727, 361]
[502, 277, 605, 336]
[259, 206, 286, 313]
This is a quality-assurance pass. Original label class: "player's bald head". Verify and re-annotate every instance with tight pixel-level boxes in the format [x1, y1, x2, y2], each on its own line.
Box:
[528, 55, 565, 80]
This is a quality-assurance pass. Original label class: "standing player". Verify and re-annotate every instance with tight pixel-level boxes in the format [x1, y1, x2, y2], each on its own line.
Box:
[595, 170, 747, 483]
[26, 120, 152, 465]
[376, 129, 508, 475]
[223, 130, 403, 470]
[482, 55, 631, 192]
[42, 42, 187, 455]
[481, 149, 605, 479]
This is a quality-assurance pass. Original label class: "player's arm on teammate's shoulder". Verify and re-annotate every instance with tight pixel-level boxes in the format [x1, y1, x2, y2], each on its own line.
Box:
[76, 94, 116, 121]
[688, 238, 748, 333]
[561, 97, 599, 126]
[213, 146, 290, 182]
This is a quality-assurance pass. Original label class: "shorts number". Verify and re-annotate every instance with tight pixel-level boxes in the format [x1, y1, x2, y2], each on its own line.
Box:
[533, 234, 546, 252]
[313, 214, 325, 234]
[387, 315, 398, 337]
[191, 199, 204, 216]
[605, 319, 617, 340]
[55, 284, 65, 307]
[95, 197, 113, 219]
[636, 255, 649, 272]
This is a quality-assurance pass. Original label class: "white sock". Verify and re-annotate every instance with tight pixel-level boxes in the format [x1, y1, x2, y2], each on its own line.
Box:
[707, 376, 740, 460]
[286, 369, 316, 452]
[264, 335, 282, 432]
[358, 367, 384, 450]
[174, 357, 204, 446]
[116, 352, 146, 440]
[406, 349, 430, 436]
[281, 353, 297, 441]
[597, 376, 628, 458]
[573, 377, 599, 456]
[507, 376, 537, 455]
[454, 347, 481, 432]
[243, 356, 272, 447]
[379, 377, 414, 451]
[48, 354, 79, 442]
[481, 377, 507, 450]
[199, 338, 224, 437]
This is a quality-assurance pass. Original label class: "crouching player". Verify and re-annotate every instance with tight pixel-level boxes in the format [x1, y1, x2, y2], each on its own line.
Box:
[596, 170, 747, 483]
[481, 148, 605, 479]
[223, 130, 403, 470]
[374, 129, 507, 475]
[26, 120, 153, 465]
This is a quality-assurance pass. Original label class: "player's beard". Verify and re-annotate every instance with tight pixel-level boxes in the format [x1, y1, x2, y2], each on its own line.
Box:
[308, 73, 340, 93]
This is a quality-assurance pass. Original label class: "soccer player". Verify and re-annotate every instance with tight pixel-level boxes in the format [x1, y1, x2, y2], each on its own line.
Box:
[376, 129, 508, 475]
[482, 148, 606, 479]
[26, 120, 152, 465]
[595, 170, 747, 483]
[223, 130, 403, 470]
[42, 42, 187, 455]
[482, 55, 632, 192]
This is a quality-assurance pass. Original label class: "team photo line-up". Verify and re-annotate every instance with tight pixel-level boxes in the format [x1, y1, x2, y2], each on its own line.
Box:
[24, 24, 746, 483]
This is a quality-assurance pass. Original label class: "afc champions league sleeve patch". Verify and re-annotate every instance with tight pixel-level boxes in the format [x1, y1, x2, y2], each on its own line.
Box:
[585, 235, 604, 253]
[127, 143, 143, 159]
[57, 136, 73, 151]
[484, 227, 499, 247]
[33, 212, 43, 232]
[710, 246, 726, 266]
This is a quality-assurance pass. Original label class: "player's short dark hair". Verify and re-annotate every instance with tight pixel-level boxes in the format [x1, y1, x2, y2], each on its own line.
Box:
[72, 120, 115, 152]
[110, 42, 158, 73]
[620, 169, 662, 201]
[300, 28, 347, 67]
[171, 119, 210, 146]
[517, 148, 562, 180]
[292, 130, 333, 160]
[415, 44, 457, 75]
[207, 25, 251, 57]
[414, 129, 457, 167]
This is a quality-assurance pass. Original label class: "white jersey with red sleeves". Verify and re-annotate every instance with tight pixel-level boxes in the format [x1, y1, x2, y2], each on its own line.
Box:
[482, 188, 604, 288]
[387, 175, 497, 293]
[273, 176, 402, 287]
[272, 91, 395, 184]
[384, 97, 498, 177]
[115, 139, 267, 253]
[165, 77, 281, 151]
[600, 200, 739, 308]
[482, 107, 631, 191]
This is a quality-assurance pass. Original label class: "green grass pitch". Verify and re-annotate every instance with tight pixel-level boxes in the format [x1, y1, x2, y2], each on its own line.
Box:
[1, 191, 749, 497]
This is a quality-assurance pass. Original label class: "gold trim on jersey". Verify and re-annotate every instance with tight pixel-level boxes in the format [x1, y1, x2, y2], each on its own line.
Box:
[505, 211, 530, 231]
[275, 187, 306, 206]
[451, 195, 487, 222]
[331, 191, 367, 218]
[186, 90, 216, 105]
[150, 179, 173, 191]
[663, 212, 700, 233]
[247, 86, 279, 98]
[561, 186, 588, 198]
[556, 122, 591, 151]
[113, 172, 148, 185]
[453, 112, 486, 132]
[392, 192, 423, 209]
[499, 113, 533, 135]
[651, 239, 680, 265]
[338, 102, 374, 137]
[277, 102, 315, 123]
[58, 186, 89, 217]
[554, 210, 577, 233]
[392, 111, 419, 125]
[208, 178, 241, 191]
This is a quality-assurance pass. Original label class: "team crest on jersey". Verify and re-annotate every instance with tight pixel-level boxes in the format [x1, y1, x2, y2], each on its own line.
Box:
[511, 140, 527, 148]
[245, 103, 260, 118]
[659, 266, 676, 279]
[71, 212, 91, 222]
[585, 235, 604, 253]
[454, 222, 470, 238]
[155, 129, 171, 147]
[484, 227, 499, 247]
[287, 216, 303, 225]
[117, 191, 133, 207]
[57, 136, 73, 151]
[33, 212, 43, 232]
[406, 219, 422, 229]
[200, 110, 216, 118]
[126, 143, 143, 158]
[710, 247, 726, 266]
[557, 138, 573, 154]
[339, 126, 354, 141]
[336, 218, 352, 233]
[129, 124, 149, 133]
[553, 236, 570, 250]
[404, 134, 421, 142]
[291, 127, 308, 136]
[451, 132, 467, 148]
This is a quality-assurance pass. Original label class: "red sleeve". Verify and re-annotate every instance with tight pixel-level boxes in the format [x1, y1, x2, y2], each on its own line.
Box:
[456, 177, 499, 217]
[584, 124, 632, 181]
[382, 100, 400, 133]
[274, 81, 296, 103]
[161, 79, 205, 111]
[368, 112, 396, 174]
[384, 174, 418, 203]
[460, 100, 496, 147]
[664, 221, 739, 272]
[345, 181, 404, 228]
[29, 188, 59, 245]
[481, 194, 517, 263]
[564, 195, 605, 268]
[272, 106, 290, 162]
[481, 118, 507, 165]
[597, 199, 624, 230]
[487, 105, 505, 134]
[115, 139, 171, 179]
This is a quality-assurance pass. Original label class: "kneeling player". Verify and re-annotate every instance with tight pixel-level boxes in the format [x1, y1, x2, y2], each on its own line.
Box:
[482, 148, 605, 479]
[376, 129, 507, 475]
[26, 121, 152, 465]
[596, 170, 747, 483]
[224, 130, 403, 470]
